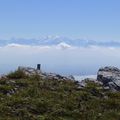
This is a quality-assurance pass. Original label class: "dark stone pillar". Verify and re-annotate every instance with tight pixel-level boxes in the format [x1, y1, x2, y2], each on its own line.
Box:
[37, 64, 41, 70]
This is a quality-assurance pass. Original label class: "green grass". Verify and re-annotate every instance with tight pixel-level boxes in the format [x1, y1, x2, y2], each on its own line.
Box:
[0, 70, 119, 119]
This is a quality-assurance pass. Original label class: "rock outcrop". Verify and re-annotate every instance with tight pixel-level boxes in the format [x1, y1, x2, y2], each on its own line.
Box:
[18, 66, 41, 75]
[18, 66, 75, 81]
[19, 66, 120, 91]
[97, 66, 120, 91]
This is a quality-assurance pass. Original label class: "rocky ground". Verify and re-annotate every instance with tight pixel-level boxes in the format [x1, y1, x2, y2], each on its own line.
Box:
[0, 66, 120, 120]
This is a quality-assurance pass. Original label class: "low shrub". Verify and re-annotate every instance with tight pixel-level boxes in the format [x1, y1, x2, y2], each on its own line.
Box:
[7, 69, 27, 79]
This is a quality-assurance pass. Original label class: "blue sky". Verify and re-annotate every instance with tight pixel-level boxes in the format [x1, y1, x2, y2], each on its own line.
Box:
[0, 0, 120, 40]
[0, 0, 120, 75]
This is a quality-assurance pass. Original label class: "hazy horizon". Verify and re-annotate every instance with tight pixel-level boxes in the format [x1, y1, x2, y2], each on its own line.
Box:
[0, 37, 120, 75]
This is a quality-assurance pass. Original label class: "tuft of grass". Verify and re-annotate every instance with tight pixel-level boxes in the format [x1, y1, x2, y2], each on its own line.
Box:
[7, 69, 27, 79]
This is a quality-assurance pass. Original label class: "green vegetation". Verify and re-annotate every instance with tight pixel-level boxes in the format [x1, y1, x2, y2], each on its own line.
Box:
[0, 70, 119, 120]
[7, 69, 27, 79]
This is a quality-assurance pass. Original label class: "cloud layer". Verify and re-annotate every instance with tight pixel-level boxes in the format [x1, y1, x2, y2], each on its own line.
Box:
[0, 43, 120, 75]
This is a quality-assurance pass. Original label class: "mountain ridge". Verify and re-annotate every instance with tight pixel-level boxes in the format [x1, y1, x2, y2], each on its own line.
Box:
[0, 36, 120, 47]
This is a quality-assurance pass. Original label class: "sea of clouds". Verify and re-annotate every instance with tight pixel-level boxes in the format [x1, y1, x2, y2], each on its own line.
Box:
[0, 42, 120, 75]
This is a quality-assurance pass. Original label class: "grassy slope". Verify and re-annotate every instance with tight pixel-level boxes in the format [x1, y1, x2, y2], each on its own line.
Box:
[0, 70, 120, 120]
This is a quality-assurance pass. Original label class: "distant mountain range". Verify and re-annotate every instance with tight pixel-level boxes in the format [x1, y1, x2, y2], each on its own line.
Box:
[0, 36, 120, 47]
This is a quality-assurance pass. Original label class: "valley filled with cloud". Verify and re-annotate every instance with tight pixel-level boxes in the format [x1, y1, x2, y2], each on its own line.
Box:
[0, 37, 120, 75]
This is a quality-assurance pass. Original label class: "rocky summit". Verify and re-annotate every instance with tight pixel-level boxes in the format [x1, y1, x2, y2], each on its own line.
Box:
[0, 66, 120, 119]
[97, 66, 120, 91]
[17, 66, 120, 91]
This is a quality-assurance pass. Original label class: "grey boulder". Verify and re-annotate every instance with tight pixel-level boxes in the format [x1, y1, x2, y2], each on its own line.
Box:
[97, 66, 120, 91]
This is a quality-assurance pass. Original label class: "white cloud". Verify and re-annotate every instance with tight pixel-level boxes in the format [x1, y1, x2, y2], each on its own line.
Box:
[5, 43, 30, 48]
[56, 42, 72, 50]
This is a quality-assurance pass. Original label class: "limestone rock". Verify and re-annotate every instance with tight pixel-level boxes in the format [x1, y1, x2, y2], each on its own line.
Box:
[18, 66, 75, 81]
[18, 66, 41, 76]
[97, 66, 120, 91]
